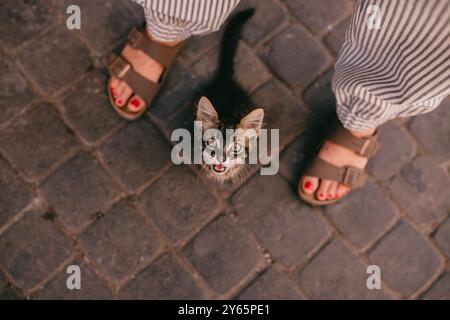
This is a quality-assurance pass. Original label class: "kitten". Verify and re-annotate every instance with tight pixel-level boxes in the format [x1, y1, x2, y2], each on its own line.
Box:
[195, 9, 265, 184]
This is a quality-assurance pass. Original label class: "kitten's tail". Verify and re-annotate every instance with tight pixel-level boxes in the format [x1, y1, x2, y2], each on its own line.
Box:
[216, 8, 255, 81]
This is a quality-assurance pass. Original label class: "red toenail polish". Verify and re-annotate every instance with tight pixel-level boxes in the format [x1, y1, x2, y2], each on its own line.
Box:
[117, 99, 123, 105]
[328, 194, 333, 198]
[305, 181, 312, 189]
[336, 195, 340, 199]
[131, 99, 140, 107]
[319, 193, 324, 198]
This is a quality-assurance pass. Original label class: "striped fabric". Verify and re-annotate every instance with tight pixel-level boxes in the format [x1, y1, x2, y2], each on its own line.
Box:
[131, 0, 240, 41]
[131, 0, 450, 131]
[333, 0, 450, 131]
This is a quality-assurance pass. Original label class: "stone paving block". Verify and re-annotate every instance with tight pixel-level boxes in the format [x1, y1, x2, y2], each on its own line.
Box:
[231, 175, 328, 265]
[279, 122, 327, 187]
[434, 217, 450, 259]
[191, 44, 221, 84]
[325, 18, 350, 55]
[261, 25, 329, 87]
[60, 69, 122, 144]
[325, 181, 397, 248]
[183, 215, 263, 294]
[78, 200, 161, 283]
[17, 27, 92, 95]
[238, 268, 303, 300]
[180, 29, 225, 64]
[150, 61, 200, 123]
[286, 0, 352, 34]
[46, 0, 140, 54]
[33, 260, 113, 300]
[298, 240, 391, 299]
[422, 272, 450, 300]
[369, 221, 441, 297]
[0, 53, 35, 125]
[139, 166, 218, 243]
[236, 0, 287, 45]
[368, 122, 416, 181]
[409, 98, 450, 162]
[386, 155, 450, 229]
[0, 102, 78, 180]
[302, 69, 336, 122]
[0, 286, 23, 300]
[99, 120, 171, 193]
[251, 80, 310, 147]
[121, 253, 204, 299]
[0, 157, 32, 228]
[40, 152, 121, 233]
[0, 0, 54, 48]
[234, 42, 271, 93]
[0, 210, 74, 290]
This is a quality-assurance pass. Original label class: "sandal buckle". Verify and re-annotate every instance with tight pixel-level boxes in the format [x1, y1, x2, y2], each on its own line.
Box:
[117, 63, 130, 78]
[343, 167, 366, 188]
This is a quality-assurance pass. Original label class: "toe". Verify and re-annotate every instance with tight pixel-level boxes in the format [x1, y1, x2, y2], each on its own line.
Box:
[336, 184, 351, 199]
[109, 77, 120, 98]
[327, 182, 338, 200]
[119, 83, 133, 104]
[316, 179, 332, 201]
[301, 176, 319, 195]
[127, 95, 146, 113]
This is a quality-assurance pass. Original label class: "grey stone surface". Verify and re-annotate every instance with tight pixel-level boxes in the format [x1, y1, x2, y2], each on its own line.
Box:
[78, 200, 161, 283]
[0, 53, 35, 125]
[140, 165, 218, 243]
[0, 157, 32, 228]
[99, 120, 171, 192]
[0, 102, 78, 180]
[121, 253, 204, 299]
[17, 27, 92, 95]
[238, 268, 303, 300]
[286, 0, 352, 34]
[298, 240, 391, 299]
[183, 215, 263, 294]
[386, 155, 450, 229]
[33, 260, 114, 300]
[261, 25, 329, 87]
[232, 175, 328, 265]
[0, 210, 74, 290]
[409, 98, 450, 162]
[369, 221, 441, 297]
[40, 152, 121, 233]
[325, 181, 396, 248]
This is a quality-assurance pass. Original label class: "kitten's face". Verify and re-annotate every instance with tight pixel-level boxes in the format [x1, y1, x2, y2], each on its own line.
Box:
[196, 96, 264, 184]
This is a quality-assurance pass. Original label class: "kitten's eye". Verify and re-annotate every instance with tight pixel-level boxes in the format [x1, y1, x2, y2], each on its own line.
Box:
[233, 143, 244, 154]
[206, 137, 217, 148]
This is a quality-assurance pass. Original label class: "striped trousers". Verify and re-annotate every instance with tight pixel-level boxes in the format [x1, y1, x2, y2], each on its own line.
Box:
[131, 0, 450, 131]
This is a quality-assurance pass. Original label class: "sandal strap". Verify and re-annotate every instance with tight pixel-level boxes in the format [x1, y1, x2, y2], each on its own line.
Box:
[305, 158, 367, 189]
[108, 55, 158, 104]
[328, 125, 379, 158]
[127, 27, 182, 69]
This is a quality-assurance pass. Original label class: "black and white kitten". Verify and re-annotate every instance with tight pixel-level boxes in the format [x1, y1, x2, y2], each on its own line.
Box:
[195, 9, 264, 184]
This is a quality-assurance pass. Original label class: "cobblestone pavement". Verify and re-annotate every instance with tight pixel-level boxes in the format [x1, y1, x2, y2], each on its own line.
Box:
[0, 0, 449, 300]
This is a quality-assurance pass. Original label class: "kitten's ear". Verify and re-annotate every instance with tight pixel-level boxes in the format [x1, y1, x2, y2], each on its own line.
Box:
[240, 108, 264, 135]
[197, 96, 219, 130]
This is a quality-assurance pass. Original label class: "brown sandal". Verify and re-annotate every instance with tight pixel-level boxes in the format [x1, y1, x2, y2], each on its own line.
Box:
[298, 123, 380, 206]
[107, 27, 183, 120]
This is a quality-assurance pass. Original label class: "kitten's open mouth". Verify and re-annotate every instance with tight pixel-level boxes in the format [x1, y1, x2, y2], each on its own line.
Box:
[211, 164, 228, 174]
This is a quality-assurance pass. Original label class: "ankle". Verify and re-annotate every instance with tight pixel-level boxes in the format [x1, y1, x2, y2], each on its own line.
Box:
[348, 127, 376, 139]
[144, 30, 181, 47]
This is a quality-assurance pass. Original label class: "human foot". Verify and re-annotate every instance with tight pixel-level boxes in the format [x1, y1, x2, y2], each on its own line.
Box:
[299, 126, 377, 203]
[108, 28, 182, 118]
